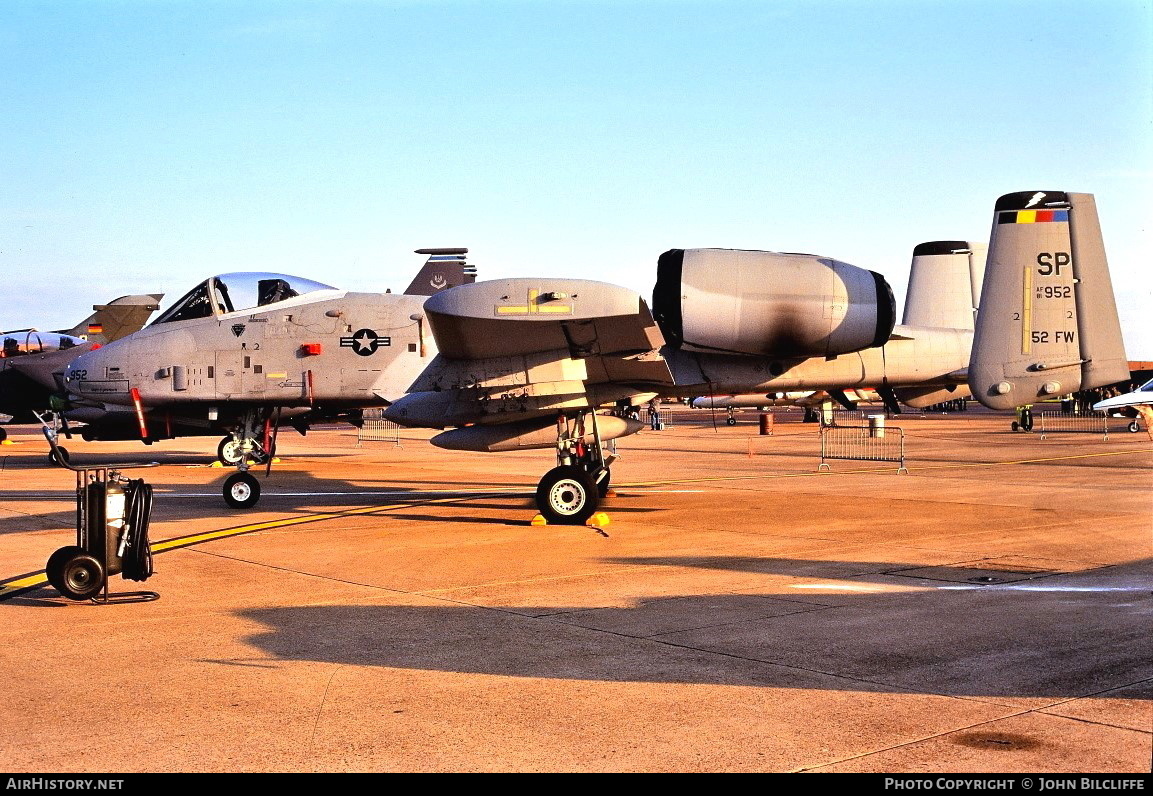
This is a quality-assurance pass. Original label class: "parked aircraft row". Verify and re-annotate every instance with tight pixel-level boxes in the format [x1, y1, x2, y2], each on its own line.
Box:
[11, 191, 1132, 524]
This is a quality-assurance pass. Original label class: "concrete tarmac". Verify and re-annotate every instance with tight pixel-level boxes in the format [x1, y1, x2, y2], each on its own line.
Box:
[1, 408, 1150, 773]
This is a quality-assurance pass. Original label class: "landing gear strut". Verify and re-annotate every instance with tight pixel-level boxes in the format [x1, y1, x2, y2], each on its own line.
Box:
[219, 409, 279, 509]
[534, 412, 615, 525]
[726, 407, 737, 426]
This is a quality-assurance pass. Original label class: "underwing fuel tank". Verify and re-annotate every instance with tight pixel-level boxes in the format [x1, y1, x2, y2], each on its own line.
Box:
[431, 414, 644, 452]
[652, 248, 895, 358]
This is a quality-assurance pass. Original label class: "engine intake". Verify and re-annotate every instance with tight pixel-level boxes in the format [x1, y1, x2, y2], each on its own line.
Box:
[652, 248, 895, 358]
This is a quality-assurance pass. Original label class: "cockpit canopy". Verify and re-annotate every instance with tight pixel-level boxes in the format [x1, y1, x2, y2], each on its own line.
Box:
[150, 273, 338, 326]
[1, 330, 84, 358]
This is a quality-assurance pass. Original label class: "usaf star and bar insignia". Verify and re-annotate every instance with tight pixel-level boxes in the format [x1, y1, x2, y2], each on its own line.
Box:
[340, 328, 391, 356]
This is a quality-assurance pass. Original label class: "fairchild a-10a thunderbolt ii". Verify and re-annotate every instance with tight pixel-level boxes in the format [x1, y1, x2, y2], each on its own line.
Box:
[383, 191, 1128, 524]
[60, 249, 474, 506]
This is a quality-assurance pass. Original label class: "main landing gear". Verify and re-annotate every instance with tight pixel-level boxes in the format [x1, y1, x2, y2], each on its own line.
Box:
[726, 407, 737, 426]
[218, 409, 279, 509]
[534, 412, 615, 525]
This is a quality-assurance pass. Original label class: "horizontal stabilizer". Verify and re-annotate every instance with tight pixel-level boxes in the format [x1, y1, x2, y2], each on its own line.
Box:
[968, 191, 1129, 409]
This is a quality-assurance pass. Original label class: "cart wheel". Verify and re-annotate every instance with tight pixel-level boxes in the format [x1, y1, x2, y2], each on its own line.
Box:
[46, 545, 86, 594]
[223, 472, 261, 509]
[57, 551, 106, 601]
[48, 446, 70, 466]
[1128, 420, 1140, 433]
[1011, 421, 1019, 432]
[535, 465, 598, 525]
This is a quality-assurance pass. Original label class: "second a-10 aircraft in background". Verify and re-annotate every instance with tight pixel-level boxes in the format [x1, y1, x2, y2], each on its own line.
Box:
[55, 249, 475, 506]
[60, 191, 1129, 522]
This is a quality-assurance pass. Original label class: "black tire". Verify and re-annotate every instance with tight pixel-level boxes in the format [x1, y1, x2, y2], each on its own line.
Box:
[46, 545, 86, 594]
[223, 472, 261, 509]
[1011, 421, 1019, 432]
[0, 426, 7, 442]
[535, 465, 598, 526]
[57, 551, 106, 601]
[49, 446, 70, 467]
[593, 467, 611, 498]
[726, 417, 737, 426]
[1128, 420, 1141, 433]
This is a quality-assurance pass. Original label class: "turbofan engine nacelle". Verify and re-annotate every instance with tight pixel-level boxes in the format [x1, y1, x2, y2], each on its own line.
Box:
[652, 249, 895, 358]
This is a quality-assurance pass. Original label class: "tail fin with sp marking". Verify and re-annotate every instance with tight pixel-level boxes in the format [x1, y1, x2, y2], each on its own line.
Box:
[968, 191, 1128, 409]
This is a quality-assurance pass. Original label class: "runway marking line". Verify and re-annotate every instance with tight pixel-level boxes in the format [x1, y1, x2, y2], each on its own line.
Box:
[1, 447, 1148, 601]
[0, 492, 502, 601]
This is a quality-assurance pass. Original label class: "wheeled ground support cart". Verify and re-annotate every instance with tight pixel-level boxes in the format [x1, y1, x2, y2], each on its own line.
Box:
[40, 422, 160, 604]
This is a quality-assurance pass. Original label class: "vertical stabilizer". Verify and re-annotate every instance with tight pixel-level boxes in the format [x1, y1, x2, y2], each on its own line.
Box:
[57, 294, 164, 344]
[969, 191, 1128, 410]
[902, 240, 986, 330]
[404, 248, 477, 296]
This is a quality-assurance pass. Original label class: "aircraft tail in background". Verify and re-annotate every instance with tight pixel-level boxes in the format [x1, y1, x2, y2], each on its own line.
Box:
[404, 248, 477, 296]
[56, 293, 164, 344]
[968, 191, 1129, 410]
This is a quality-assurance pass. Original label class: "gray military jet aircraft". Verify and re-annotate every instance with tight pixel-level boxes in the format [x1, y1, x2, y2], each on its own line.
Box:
[60, 249, 475, 506]
[1, 293, 163, 443]
[384, 191, 1128, 525]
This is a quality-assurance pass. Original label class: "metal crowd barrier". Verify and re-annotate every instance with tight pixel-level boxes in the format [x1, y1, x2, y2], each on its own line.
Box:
[357, 408, 402, 447]
[818, 423, 908, 474]
[1038, 410, 1109, 441]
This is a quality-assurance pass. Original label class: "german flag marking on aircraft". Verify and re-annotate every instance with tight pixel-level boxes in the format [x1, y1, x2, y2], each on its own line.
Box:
[998, 209, 1070, 224]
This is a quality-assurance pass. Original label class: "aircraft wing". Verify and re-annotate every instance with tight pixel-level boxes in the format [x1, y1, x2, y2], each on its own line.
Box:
[385, 278, 673, 429]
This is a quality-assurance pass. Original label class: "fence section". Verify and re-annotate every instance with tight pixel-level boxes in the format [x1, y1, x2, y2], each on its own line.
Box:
[1038, 411, 1109, 441]
[819, 424, 908, 473]
[357, 408, 402, 447]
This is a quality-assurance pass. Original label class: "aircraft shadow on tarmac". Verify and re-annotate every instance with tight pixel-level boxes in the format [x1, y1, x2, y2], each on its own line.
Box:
[235, 556, 1152, 700]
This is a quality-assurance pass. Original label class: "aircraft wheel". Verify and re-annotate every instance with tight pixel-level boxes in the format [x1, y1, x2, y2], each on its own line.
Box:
[593, 467, 611, 498]
[0, 426, 6, 442]
[536, 465, 598, 526]
[726, 417, 737, 426]
[46, 545, 87, 594]
[223, 472, 261, 509]
[217, 437, 244, 466]
[218, 437, 270, 466]
[49, 446, 70, 467]
[1128, 420, 1141, 433]
[54, 549, 105, 601]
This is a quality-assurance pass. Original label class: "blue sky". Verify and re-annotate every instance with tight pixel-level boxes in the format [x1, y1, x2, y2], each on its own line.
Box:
[3, 0, 1151, 356]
